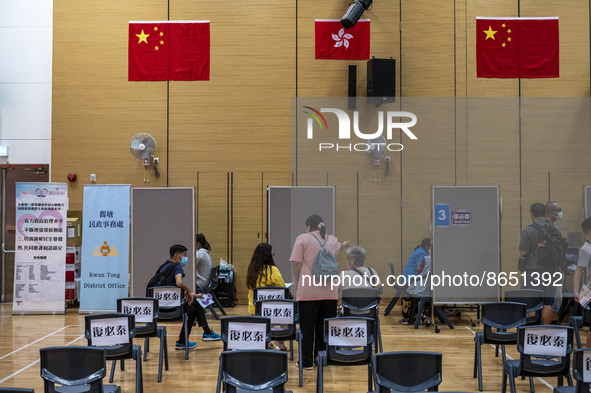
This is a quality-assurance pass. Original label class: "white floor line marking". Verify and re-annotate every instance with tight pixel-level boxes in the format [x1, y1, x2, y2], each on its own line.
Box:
[0, 325, 71, 360]
[465, 326, 554, 390]
[0, 360, 40, 384]
[0, 335, 84, 384]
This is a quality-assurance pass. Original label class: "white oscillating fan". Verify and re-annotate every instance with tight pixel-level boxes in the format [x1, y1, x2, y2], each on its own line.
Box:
[365, 135, 386, 182]
[130, 133, 158, 182]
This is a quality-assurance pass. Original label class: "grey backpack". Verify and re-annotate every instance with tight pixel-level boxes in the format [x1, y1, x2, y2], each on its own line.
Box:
[310, 233, 339, 277]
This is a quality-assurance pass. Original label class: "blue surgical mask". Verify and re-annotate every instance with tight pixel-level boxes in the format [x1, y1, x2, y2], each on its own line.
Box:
[557, 211, 563, 220]
[181, 256, 188, 266]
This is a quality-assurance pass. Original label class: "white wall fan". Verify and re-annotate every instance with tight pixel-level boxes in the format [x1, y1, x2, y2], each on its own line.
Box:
[365, 135, 387, 182]
[130, 133, 159, 182]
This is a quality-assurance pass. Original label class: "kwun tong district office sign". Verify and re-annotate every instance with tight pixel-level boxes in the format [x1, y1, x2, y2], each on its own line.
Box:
[300, 105, 418, 152]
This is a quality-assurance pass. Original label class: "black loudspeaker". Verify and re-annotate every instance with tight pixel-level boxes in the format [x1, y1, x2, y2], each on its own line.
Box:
[348, 65, 357, 109]
[367, 57, 396, 104]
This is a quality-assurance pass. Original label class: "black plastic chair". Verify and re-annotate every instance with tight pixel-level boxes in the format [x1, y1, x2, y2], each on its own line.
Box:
[220, 315, 272, 351]
[84, 313, 143, 393]
[219, 350, 292, 393]
[474, 302, 527, 392]
[216, 316, 272, 393]
[504, 289, 544, 325]
[148, 286, 190, 360]
[553, 348, 591, 393]
[341, 287, 383, 353]
[116, 297, 168, 382]
[383, 263, 407, 316]
[371, 351, 442, 392]
[253, 286, 291, 302]
[255, 299, 303, 386]
[203, 265, 228, 319]
[316, 317, 375, 393]
[502, 325, 574, 393]
[40, 346, 121, 393]
[557, 267, 577, 324]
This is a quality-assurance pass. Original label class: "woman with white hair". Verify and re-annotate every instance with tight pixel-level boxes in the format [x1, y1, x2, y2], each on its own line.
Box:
[340, 246, 381, 290]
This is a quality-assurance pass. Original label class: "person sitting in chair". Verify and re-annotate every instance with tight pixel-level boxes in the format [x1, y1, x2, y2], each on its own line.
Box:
[340, 246, 381, 290]
[159, 244, 221, 349]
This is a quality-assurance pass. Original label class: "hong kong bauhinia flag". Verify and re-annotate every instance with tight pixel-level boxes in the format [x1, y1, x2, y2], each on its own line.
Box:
[476, 17, 559, 78]
[315, 19, 370, 60]
[129, 21, 210, 81]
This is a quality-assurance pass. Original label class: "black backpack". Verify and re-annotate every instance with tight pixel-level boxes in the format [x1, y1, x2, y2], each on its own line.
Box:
[145, 262, 176, 296]
[531, 222, 568, 271]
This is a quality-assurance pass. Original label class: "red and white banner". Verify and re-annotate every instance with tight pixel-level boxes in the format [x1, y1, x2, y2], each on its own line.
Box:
[315, 19, 370, 60]
[129, 21, 210, 81]
[476, 17, 559, 78]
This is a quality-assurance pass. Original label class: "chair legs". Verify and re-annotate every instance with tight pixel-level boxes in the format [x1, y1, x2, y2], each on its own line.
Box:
[474, 339, 483, 392]
[207, 304, 220, 320]
[157, 326, 168, 382]
[383, 286, 405, 316]
[316, 352, 326, 393]
[376, 316, 383, 353]
[210, 292, 227, 316]
[183, 313, 189, 360]
[297, 331, 303, 387]
[108, 348, 143, 393]
[144, 338, 149, 361]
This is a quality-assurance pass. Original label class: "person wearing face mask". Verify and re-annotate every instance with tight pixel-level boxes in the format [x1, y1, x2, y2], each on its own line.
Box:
[546, 201, 563, 224]
[574, 218, 591, 345]
[159, 244, 221, 350]
[339, 246, 381, 291]
[399, 238, 431, 324]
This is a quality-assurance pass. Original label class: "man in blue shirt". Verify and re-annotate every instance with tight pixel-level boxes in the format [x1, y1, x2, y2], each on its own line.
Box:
[160, 244, 221, 349]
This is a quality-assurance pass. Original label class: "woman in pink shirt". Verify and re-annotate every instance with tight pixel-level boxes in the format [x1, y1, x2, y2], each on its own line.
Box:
[290, 214, 349, 370]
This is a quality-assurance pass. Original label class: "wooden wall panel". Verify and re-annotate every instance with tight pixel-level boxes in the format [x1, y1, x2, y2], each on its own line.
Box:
[400, 0, 455, 96]
[521, 99, 591, 242]
[196, 172, 230, 263]
[52, 1, 169, 209]
[465, 99, 520, 274]
[400, 99, 455, 265]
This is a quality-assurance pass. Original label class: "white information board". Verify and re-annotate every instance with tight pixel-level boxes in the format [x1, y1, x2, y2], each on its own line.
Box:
[13, 183, 67, 314]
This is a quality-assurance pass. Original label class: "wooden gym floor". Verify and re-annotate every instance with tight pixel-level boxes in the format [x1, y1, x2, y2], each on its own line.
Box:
[0, 301, 577, 393]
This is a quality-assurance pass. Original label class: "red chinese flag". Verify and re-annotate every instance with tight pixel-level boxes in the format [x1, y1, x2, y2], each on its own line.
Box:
[129, 21, 210, 81]
[476, 17, 559, 78]
[315, 19, 370, 60]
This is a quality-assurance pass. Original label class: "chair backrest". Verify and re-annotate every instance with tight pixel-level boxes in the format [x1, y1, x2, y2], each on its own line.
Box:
[84, 313, 135, 357]
[255, 299, 297, 340]
[220, 316, 271, 350]
[324, 317, 375, 364]
[253, 286, 290, 303]
[517, 325, 574, 376]
[504, 289, 544, 311]
[341, 287, 381, 318]
[481, 302, 527, 344]
[116, 297, 158, 336]
[373, 351, 442, 392]
[572, 348, 591, 393]
[208, 265, 221, 291]
[220, 350, 288, 393]
[40, 346, 107, 393]
[148, 286, 185, 320]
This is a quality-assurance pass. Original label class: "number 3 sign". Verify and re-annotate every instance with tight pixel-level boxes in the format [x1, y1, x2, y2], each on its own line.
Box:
[434, 204, 450, 227]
